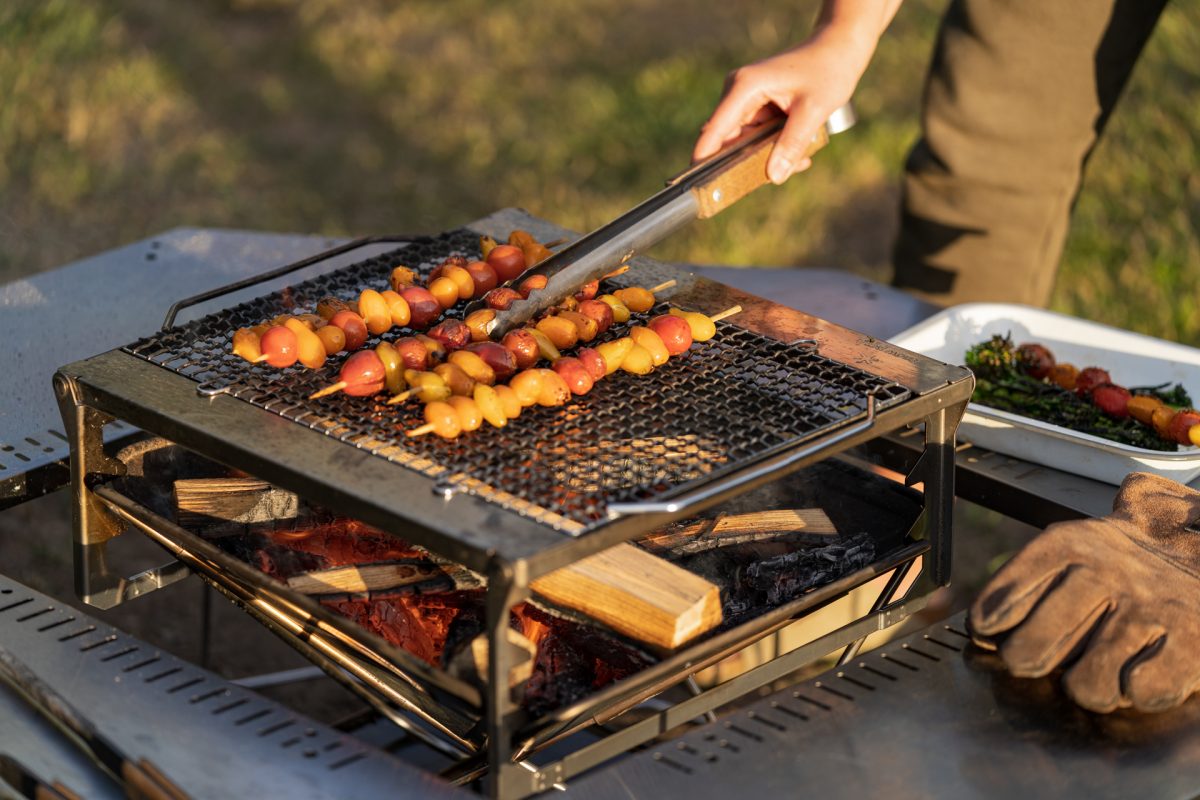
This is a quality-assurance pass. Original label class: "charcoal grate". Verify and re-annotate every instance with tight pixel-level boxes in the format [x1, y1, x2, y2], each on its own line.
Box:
[123, 229, 910, 534]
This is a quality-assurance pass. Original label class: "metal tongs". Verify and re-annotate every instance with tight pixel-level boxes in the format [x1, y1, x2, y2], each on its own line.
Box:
[468, 104, 857, 339]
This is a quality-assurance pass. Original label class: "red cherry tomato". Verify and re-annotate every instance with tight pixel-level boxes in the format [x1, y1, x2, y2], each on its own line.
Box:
[260, 326, 299, 368]
[1075, 367, 1112, 397]
[576, 347, 607, 381]
[1091, 383, 1131, 419]
[399, 286, 441, 330]
[328, 310, 368, 351]
[392, 336, 431, 370]
[501, 330, 540, 369]
[574, 280, 599, 302]
[518, 274, 548, 298]
[577, 299, 615, 336]
[553, 357, 594, 395]
[427, 318, 471, 351]
[465, 261, 499, 297]
[484, 287, 523, 310]
[487, 245, 527, 283]
[466, 342, 518, 382]
[648, 314, 693, 355]
[339, 350, 386, 396]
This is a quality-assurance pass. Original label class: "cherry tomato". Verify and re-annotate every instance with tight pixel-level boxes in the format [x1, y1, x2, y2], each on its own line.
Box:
[423, 401, 461, 439]
[574, 280, 599, 302]
[487, 244, 527, 283]
[1075, 367, 1112, 397]
[648, 315, 693, 355]
[518, 274, 548, 298]
[465, 309, 496, 342]
[577, 299, 614, 336]
[380, 290, 411, 328]
[1091, 383, 1131, 418]
[389, 265, 418, 291]
[358, 289, 392, 336]
[448, 396, 483, 433]
[428, 276, 461, 309]
[535, 316, 578, 350]
[557, 310, 598, 342]
[465, 261, 498, 297]
[501, 329, 540, 369]
[315, 324, 346, 355]
[576, 347, 607, 381]
[553, 357, 594, 395]
[1168, 409, 1200, 445]
[442, 265, 475, 299]
[433, 362, 476, 397]
[1049, 363, 1079, 391]
[393, 336, 431, 370]
[466, 341, 518, 382]
[509, 370, 543, 407]
[596, 338, 633, 375]
[535, 368, 571, 407]
[284, 318, 327, 370]
[260, 326, 299, 368]
[1016, 343, 1055, 380]
[474, 385, 507, 428]
[427, 318, 471, 351]
[614, 287, 655, 314]
[232, 328, 262, 362]
[448, 350, 496, 385]
[630, 326, 670, 366]
[494, 384, 522, 419]
[329, 310, 368, 350]
[1127, 395, 1163, 426]
[399, 286, 441, 330]
[484, 287, 522, 310]
[339, 350, 386, 396]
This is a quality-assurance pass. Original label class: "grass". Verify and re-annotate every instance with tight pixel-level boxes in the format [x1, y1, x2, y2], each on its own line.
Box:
[2, 0, 1196, 342]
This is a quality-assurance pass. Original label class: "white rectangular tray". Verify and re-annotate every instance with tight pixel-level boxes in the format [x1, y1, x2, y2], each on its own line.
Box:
[889, 303, 1200, 486]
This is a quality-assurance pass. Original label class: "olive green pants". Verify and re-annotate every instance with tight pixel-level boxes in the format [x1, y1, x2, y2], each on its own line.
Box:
[892, 0, 1169, 307]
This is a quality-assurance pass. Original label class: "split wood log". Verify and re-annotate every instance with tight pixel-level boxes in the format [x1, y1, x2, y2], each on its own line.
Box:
[446, 629, 537, 690]
[173, 477, 301, 536]
[637, 509, 838, 559]
[286, 559, 481, 596]
[529, 543, 722, 650]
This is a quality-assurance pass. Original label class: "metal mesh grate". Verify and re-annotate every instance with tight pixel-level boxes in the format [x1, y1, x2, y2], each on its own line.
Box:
[124, 229, 910, 534]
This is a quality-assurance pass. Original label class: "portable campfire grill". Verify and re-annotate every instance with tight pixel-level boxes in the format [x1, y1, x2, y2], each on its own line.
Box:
[52, 207, 973, 797]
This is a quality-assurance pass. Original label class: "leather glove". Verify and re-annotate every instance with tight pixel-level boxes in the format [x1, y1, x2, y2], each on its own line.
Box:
[969, 472, 1200, 713]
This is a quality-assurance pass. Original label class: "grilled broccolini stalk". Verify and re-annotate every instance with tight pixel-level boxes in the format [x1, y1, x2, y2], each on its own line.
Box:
[965, 335, 1175, 451]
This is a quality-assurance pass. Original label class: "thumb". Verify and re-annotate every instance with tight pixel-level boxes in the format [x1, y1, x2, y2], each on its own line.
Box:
[766, 103, 824, 185]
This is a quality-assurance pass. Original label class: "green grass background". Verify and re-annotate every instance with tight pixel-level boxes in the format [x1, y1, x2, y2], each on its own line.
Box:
[2, 0, 1196, 341]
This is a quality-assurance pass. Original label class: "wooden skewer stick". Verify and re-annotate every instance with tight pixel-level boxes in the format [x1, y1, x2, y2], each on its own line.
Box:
[602, 265, 630, 279]
[309, 381, 348, 400]
[406, 422, 437, 437]
[250, 354, 269, 363]
[710, 304, 743, 323]
[386, 389, 416, 405]
[649, 279, 677, 294]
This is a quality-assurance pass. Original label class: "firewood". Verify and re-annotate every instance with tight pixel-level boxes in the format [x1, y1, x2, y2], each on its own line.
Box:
[286, 560, 480, 596]
[637, 509, 837, 559]
[529, 544, 722, 650]
[173, 477, 301, 536]
[446, 629, 537, 690]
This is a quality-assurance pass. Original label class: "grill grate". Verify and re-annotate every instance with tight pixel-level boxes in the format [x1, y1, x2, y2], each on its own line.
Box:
[123, 229, 910, 534]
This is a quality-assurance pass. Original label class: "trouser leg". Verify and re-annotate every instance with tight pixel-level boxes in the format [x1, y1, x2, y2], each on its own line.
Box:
[892, 0, 1168, 307]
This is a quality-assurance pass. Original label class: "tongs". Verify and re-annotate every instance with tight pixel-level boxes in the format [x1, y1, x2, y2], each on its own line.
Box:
[469, 104, 857, 339]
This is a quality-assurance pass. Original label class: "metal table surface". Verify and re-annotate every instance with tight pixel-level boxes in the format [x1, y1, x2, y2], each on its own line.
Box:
[565, 612, 1200, 800]
[0, 212, 1147, 524]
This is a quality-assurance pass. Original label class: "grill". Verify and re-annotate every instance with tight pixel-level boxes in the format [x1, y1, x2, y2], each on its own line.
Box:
[123, 228, 908, 533]
[53, 210, 974, 798]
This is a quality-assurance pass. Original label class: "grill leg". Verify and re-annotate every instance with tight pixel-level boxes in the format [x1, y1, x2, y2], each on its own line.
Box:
[485, 561, 536, 799]
[921, 401, 966, 586]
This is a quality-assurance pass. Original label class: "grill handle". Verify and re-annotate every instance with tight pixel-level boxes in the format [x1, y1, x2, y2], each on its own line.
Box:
[606, 392, 876, 518]
[160, 234, 430, 330]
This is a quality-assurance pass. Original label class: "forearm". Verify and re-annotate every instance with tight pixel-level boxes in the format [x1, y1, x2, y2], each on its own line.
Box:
[815, 0, 906, 48]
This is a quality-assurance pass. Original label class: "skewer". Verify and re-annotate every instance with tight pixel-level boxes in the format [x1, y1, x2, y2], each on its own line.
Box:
[386, 389, 416, 405]
[648, 279, 677, 293]
[309, 381, 348, 400]
[602, 265, 630, 279]
[710, 305, 742, 323]
[407, 423, 437, 437]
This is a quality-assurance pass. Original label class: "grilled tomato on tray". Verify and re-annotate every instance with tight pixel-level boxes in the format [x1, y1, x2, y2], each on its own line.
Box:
[965, 334, 1199, 451]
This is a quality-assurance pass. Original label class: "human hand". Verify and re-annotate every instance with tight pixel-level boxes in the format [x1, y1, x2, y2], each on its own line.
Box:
[969, 472, 1200, 713]
[692, 27, 877, 184]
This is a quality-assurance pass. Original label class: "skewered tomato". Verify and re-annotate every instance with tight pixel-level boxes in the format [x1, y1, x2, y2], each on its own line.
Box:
[494, 385, 522, 419]
[479, 235, 499, 260]
[374, 341, 406, 395]
[1127, 395, 1163, 426]
[429, 256, 468, 283]
[380, 290, 411, 329]
[518, 274, 548, 298]
[433, 363, 476, 397]
[329, 310, 368, 350]
[422, 401, 461, 439]
[339, 350, 386, 396]
[1167, 409, 1200, 445]
[232, 328, 262, 362]
[466, 342, 517, 382]
[465, 261, 498, 297]
[315, 324, 346, 356]
[535, 369, 571, 407]
[441, 264, 475, 300]
[574, 280, 599, 302]
[448, 350, 496, 385]
[1152, 405, 1177, 440]
[509, 370, 544, 407]
[1190, 425, 1200, 448]
[474, 385, 508, 428]
[598, 294, 631, 324]
[553, 357, 594, 395]
[400, 287, 441, 330]
[389, 265, 418, 291]
[648, 315, 692, 355]
[358, 289, 392, 336]
[629, 326, 670, 366]
[502, 329, 540, 369]
[427, 319, 471, 351]
[577, 299, 614, 335]
[576, 347, 607, 381]
[535, 316, 578, 350]
[595, 338, 634, 375]
[1091, 383, 1131, 418]
[1016, 343, 1055, 380]
[487, 245, 526, 283]
[448, 396, 483, 432]
[393, 336, 431, 370]
[284, 318, 327, 370]
[668, 308, 716, 342]
[527, 328, 562, 362]
[317, 297, 354, 320]
[484, 287, 522, 310]
[415, 334, 447, 364]
[404, 370, 452, 403]
[465, 309, 496, 342]
[260, 326, 299, 368]
[428, 276, 461, 309]
[620, 343, 655, 375]
[1074, 367, 1112, 397]
[558, 310, 599, 342]
[1049, 363, 1079, 391]
[614, 287, 655, 314]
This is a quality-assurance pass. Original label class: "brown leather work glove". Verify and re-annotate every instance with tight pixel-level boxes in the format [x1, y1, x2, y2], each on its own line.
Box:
[969, 472, 1200, 713]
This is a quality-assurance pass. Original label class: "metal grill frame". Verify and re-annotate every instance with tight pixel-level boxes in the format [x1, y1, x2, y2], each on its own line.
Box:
[53, 210, 974, 798]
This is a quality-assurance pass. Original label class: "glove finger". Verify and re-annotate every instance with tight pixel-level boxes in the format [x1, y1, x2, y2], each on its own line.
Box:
[1125, 622, 1200, 713]
[970, 557, 1068, 638]
[1063, 608, 1162, 713]
[998, 567, 1113, 678]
